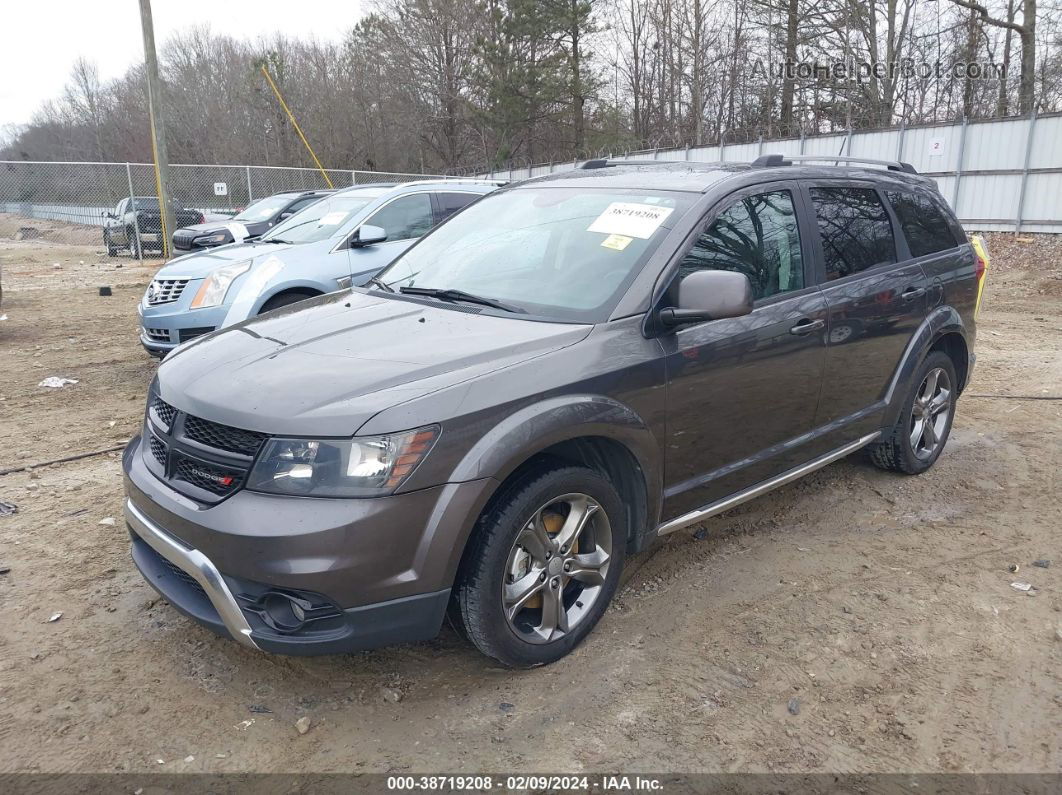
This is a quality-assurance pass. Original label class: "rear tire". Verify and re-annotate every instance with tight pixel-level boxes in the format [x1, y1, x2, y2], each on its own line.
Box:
[869, 351, 957, 474]
[456, 465, 626, 668]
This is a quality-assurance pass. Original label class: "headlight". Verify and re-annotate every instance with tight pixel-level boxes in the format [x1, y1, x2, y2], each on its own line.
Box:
[189, 259, 251, 308]
[194, 232, 229, 245]
[246, 426, 438, 498]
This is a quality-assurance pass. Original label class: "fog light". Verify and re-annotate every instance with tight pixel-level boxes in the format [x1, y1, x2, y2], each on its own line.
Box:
[262, 592, 308, 632]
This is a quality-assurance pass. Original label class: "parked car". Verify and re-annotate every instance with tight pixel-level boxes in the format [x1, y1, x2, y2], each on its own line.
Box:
[172, 190, 333, 251]
[123, 156, 987, 667]
[136, 180, 499, 357]
[103, 197, 204, 257]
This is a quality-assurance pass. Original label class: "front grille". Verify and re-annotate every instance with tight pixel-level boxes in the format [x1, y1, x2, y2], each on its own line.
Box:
[147, 279, 189, 306]
[158, 554, 206, 597]
[145, 388, 269, 503]
[184, 415, 268, 456]
[152, 396, 177, 428]
[174, 457, 243, 496]
[149, 434, 167, 466]
[144, 327, 170, 342]
[178, 326, 214, 343]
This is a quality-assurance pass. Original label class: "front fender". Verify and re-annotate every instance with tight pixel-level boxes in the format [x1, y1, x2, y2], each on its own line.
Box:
[882, 304, 968, 426]
[249, 278, 335, 316]
[447, 395, 663, 546]
[220, 256, 334, 327]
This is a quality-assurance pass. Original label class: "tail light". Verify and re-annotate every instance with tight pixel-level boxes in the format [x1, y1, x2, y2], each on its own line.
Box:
[971, 235, 990, 317]
[199, 214, 206, 224]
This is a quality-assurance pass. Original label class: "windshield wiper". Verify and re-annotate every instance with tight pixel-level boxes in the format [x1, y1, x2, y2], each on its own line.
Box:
[399, 286, 526, 314]
[260, 238, 291, 244]
[365, 275, 395, 293]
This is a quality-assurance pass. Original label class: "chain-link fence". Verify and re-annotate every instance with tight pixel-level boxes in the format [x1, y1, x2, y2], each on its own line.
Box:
[0, 161, 440, 259]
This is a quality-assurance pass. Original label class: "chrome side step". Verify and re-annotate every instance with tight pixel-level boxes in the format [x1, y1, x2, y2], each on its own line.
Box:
[656, 432, 881, 536]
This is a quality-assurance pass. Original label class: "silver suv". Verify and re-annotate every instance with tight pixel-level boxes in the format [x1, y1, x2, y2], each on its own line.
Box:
[137, 179, 500, 356]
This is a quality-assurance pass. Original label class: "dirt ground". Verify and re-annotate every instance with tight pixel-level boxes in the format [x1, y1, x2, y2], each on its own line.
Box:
[0, 222, 1059, 777]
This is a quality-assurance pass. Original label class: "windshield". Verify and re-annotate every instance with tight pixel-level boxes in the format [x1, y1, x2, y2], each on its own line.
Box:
[375, 187, 695, 322]
[262, 191, 380, 244]
[234, 196, 291, 221]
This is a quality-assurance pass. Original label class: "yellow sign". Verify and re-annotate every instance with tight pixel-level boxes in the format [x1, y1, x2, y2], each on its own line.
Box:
[600, 234, 633, 251]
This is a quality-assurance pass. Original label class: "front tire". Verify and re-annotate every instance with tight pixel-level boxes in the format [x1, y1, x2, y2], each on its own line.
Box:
[127, 227, 142, 259]
[104, 230, 117, 257]
[869, 351, 957, 474]
[456, 465, 626, 668]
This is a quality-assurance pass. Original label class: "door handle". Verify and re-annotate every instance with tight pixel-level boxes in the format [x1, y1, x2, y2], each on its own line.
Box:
[789, 318, 825, 335]
[901, 286, 926, 302]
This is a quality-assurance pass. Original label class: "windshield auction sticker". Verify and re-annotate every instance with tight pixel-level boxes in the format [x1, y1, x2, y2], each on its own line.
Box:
[317, 211, 348, 226]
[588, 202, 673, 239]
[600, 233, 633, 251]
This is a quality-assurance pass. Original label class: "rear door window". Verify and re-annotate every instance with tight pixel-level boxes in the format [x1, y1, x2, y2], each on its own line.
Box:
[886, 191, 957, 257]
[677, 189, 804, 301]
[809, 186, 897, 280]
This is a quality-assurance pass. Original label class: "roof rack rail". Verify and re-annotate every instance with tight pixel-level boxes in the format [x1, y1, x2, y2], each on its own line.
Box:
[579, 158, 691, 169]
[752, 153, 918, 174]
[399, 177, 507, 188]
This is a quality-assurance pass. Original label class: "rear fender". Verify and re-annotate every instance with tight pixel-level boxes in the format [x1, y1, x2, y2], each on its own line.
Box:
[882, 305, 968, 427]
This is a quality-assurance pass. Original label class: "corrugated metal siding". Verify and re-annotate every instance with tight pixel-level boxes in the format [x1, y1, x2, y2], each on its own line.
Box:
[479, 113, 1061, 231]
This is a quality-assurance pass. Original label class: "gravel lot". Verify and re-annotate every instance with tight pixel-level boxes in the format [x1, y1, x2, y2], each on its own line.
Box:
[0, 222, 1060, 776]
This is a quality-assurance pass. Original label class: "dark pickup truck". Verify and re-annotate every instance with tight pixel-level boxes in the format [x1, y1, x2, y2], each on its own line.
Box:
[103, 197, 203, 257]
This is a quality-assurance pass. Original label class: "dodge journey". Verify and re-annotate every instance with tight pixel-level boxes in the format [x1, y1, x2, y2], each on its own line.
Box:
[123, 156, 986, 667]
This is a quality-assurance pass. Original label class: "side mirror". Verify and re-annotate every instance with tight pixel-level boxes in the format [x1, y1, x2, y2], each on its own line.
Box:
[351, 224, 387, 248]
[277, 211, 293, 221]
[102, 211, 114, 219]
[659, 270, 753, 327]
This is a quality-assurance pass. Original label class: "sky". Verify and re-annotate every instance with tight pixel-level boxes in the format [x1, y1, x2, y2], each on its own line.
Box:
[0, 0, 363, 129]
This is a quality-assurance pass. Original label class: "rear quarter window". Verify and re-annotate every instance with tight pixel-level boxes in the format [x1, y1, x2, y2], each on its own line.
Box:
[809, 186, 897, 281]
[886, 191, 958, 257]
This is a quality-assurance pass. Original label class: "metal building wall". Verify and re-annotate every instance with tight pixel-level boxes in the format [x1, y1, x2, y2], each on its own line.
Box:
[480, 113, 1062, 233]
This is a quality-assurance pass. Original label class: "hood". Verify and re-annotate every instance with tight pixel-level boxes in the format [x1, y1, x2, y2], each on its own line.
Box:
[156, 290, 592, 437]
[175, 222, 224, 236]
[156, 240, 296, 279]
[177, 220, 271, 238]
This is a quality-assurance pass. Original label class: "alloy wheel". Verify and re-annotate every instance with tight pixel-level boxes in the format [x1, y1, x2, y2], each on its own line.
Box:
[502, 493, 612, 644]
[910, 367, 952, 459]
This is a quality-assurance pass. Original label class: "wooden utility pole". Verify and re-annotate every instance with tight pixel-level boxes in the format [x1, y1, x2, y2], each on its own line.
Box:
[138, 0, 175, 258]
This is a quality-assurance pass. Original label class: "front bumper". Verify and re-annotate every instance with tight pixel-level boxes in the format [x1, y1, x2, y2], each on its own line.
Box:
[137, 287, 226, 356]
[127, 498, 258, 648]
[122, 435, 495, 654]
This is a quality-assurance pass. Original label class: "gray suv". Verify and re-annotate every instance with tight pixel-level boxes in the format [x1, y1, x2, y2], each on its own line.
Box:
[123, 156, 987, 667]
